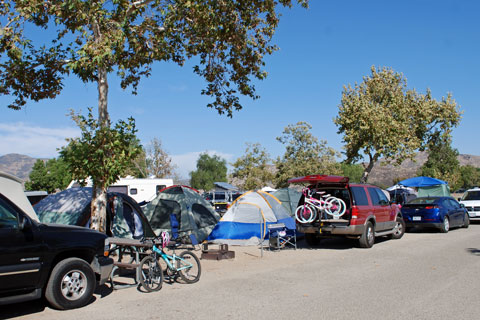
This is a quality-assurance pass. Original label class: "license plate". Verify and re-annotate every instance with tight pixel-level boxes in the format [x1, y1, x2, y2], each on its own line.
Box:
[413, 216, 421, 221]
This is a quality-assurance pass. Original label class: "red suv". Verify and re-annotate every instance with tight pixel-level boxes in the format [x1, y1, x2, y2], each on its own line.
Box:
[289, 175, 405, 248]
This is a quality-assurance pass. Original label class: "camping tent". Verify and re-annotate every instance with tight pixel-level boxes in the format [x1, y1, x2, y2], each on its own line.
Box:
[143, 185, 221, 243]
[207, 190, 296, 245]
[271, 188, 301, 217]
[35, 187, 155, 239]
[398, 176, 450, 197]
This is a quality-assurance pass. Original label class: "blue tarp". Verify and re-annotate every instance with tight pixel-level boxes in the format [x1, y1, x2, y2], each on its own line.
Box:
[398, 176, 447, 187]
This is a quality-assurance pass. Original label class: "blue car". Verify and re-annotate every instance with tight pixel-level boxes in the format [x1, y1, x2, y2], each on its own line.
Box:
[401, 196, 469, 233]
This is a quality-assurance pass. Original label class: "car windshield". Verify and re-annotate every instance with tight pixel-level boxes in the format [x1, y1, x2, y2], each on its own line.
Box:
[407, 198, 438, 205]
[462, 190, 480, 201]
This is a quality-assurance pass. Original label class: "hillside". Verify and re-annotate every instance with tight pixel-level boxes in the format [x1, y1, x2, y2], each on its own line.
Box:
[0, 154, 39, 181]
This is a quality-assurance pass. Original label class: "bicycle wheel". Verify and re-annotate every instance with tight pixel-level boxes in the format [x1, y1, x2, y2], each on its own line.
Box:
[295, 204, 317, 223]
[324, 197, 346, 218]
[139, 255, 164, 292]
[177, 251, 201, 284]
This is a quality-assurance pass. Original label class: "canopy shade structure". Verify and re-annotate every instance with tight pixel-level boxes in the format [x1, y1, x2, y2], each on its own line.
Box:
[398, 176, 447, 187]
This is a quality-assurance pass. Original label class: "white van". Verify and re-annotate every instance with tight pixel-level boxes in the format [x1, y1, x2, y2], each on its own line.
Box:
[68, 177, 174, 204]
[460, 187, 480, 219]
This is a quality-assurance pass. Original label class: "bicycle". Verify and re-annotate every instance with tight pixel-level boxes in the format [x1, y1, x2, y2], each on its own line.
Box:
[295, 187, 346, 223]
[139, 232, 201, 292]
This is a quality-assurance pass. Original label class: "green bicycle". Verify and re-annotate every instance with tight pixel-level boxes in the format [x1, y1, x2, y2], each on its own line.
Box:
[139, 232, 201, 292]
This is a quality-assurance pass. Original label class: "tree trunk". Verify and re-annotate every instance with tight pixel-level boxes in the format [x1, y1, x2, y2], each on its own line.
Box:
[97, 68, 109, 126]
[90, 67, 110, 232]
[90, 185, 107, 233]
[90, 18, 110, 233]
[360, 153, 377, 184]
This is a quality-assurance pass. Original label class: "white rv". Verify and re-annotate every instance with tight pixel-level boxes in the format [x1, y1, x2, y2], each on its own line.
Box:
[68, 177, 174, 204]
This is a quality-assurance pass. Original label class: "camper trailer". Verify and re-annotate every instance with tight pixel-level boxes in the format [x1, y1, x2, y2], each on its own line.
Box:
[68, 177, 174, 205]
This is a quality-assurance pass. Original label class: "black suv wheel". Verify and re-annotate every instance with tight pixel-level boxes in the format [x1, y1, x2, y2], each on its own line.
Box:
[45, 258, 95, 310]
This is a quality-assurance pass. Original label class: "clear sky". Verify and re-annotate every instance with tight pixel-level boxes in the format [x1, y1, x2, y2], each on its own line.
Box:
[1, 0, 479, 178]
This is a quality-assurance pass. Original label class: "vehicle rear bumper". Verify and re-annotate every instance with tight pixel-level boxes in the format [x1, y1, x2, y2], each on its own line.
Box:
[405, 222, 443, 228]
[91, 256, 114, 286]
[297, 223, 365, 236]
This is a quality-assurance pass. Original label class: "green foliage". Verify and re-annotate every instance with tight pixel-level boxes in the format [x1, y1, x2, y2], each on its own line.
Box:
[274, 121, 340, 188]
[231, 142, 274, 190]
[60, 108, 142, 193]
[419, 137, 460, 188]
[190, 153, 227, 191]
[335, 66, 461, 183]
[458, 165, 480, 190]
[25, 158, 72, 193]
[1, 0, 308, 115]
[338, 163, 364, 183]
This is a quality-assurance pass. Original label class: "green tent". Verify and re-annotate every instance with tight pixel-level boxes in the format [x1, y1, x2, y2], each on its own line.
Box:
[143, 185, 221, 243]
[271, 188, 302, 217]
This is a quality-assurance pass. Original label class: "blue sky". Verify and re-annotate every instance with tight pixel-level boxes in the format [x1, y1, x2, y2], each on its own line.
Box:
[1, 0, 479, 178]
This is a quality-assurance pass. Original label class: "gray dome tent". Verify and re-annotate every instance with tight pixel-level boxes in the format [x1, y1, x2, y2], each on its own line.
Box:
[143, 185, 221, 243]
[35, 187, 156, 239]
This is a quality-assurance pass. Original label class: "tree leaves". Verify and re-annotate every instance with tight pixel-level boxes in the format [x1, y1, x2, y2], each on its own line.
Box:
[334, 66, 461, 183]
[1, 0, 309, 114]
[231, 142, 274, 190]
[190, 152, 227, 191]
[59, 107, 142, 192]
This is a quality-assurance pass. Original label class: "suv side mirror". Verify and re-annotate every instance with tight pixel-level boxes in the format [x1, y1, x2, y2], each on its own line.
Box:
[18, 214, 31, 231]
[460, 203, 465, 208]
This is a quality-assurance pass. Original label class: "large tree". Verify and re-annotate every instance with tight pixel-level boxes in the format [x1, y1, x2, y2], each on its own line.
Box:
[190, 152, 227, 191]
[274, 121, 339, 188]
[231, 142, 273, 190]
[25, 158, 72, 193]
[419, 137, 460, 188]
[1, 0, 307, 231]
[334, 66, 461, 183]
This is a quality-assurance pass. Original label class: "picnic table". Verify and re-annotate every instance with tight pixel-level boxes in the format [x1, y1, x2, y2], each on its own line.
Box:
[108, 237, 155, 290]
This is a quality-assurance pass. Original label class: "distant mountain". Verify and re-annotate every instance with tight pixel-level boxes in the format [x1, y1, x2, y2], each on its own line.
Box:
[0, 153, 41, 181]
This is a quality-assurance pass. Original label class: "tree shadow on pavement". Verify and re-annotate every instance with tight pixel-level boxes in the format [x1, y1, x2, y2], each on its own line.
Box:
[467, 248, 480, 256]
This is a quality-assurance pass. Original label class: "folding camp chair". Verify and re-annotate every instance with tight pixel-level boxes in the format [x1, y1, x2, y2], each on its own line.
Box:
[169, 213, 199, 250]
[267, 223, 296, 250]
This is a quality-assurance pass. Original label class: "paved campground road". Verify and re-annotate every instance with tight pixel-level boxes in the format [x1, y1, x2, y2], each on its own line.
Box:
[3, 223, 480, 320]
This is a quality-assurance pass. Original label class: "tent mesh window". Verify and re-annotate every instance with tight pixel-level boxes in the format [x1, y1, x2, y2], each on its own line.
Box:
[150, 199, 181, 230]
[192, 203, 218, 228]
[163, 186, 184, 194]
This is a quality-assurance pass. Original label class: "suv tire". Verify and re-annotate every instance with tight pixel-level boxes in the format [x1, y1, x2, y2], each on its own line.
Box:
[45, 258, 95, 310]
[305, 233, 321, 246]
[389, 216, 405, 240]
[358, 221, 375, 248]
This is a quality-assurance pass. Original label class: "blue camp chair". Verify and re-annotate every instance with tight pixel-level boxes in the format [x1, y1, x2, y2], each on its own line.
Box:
[267, 223, 297, 250]
[169, 213, 199, 250]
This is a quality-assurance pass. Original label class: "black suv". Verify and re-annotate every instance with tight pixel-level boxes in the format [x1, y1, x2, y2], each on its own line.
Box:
[0, 171, 113, 310]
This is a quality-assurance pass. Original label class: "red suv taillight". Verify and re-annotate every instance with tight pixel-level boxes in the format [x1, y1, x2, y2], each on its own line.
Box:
[350, 206, 360, 224]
